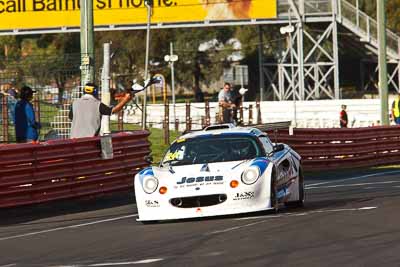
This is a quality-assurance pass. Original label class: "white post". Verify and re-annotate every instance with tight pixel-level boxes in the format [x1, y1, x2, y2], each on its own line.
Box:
[170, 42, 176, 124]
[142, 1, 152, 130]
[356, 0, 359, 27]
[289, 9, 297, 127]
[100, 43, 111, 135]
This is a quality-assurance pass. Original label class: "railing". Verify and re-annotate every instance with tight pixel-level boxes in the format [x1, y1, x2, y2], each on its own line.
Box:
[267, 126, 400, 171]
[278, 0, 400, 59]
[0, 131, 150, 209]
[340, 0, 398, 57]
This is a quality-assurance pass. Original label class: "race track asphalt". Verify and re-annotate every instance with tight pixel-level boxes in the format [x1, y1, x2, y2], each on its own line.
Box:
[1, 168, 400, 267]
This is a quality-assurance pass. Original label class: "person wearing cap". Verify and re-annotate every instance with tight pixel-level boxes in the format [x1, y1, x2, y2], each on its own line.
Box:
[218, 82, 235, 123]
[391, 93, 400, 125]
[14, 86, 41, 143]
[69, 83, 133, 138]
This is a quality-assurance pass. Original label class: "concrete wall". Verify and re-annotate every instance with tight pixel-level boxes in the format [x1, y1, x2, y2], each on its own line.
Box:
[117, 97, 397, 131]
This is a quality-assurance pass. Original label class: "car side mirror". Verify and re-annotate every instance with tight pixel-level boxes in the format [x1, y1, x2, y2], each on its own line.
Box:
[273, 144, 285, 153]
[144, 155, 153, 164]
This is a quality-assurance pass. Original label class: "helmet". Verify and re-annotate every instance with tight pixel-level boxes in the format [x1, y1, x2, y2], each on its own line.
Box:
[20, 86, 36, 100]
[84, 83, 98, 97]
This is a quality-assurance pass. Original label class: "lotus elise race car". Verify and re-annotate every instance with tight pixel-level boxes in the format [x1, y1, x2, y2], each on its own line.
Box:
[134, 124, 304, 222]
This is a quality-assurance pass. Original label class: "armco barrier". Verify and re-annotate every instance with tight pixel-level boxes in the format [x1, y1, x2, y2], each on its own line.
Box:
[267, 126, 400, 171]
[0, 131, 150, 209]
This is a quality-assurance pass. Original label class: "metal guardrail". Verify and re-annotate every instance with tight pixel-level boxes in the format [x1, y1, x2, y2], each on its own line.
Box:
[1, 126, 399, 208]
[253, 121, 292, 132]
[266, 126, 400, 171]
[0, 131, 150, 209]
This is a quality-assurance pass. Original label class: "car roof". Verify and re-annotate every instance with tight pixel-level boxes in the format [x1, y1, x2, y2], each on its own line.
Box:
[179, 124, 264, 140]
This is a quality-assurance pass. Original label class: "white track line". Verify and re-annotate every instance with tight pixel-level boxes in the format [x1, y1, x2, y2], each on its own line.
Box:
[231, 206, 377, 222]
[307, 180, 400, 189]
[0, 214, 138, 242]
[88, 258, 164, 266]
[306, 170, 400, 188]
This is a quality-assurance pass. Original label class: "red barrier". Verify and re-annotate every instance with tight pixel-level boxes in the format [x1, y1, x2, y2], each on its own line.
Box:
[267, 126, 400, 171]
[0, 131, 150, 208]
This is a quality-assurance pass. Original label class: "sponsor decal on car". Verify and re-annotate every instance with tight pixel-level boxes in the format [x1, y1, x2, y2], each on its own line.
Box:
[176, 176, 224, 187]
[233, 191, 255, 200]
[145, 200, 160, 208]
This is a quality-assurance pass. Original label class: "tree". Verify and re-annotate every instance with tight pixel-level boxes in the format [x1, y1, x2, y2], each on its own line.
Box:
[171, 27, 234, 101]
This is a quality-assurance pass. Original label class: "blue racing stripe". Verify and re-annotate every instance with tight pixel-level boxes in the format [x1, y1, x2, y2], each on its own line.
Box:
[250, 158, 270, 176]
[138, 167, 154, 178]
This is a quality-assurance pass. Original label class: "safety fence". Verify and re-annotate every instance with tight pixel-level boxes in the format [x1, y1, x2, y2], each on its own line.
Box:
[267, 126, 400, 171]
[0, 131, 150, 209]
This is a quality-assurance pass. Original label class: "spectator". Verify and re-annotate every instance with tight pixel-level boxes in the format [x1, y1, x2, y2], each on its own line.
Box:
[69, 83, 133, 138]
[340, 104, 348, 128]
[14, 86, 41, 143]
[6, 86, 17, 124]
[391, 92, 400, 125]
[218, 82, 235, 123]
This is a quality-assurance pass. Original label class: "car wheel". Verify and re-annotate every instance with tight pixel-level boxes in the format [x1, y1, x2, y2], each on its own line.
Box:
[285, 168, 305, 208]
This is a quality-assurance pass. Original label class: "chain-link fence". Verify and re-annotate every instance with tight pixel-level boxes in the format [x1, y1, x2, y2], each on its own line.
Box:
[0, 53, 145, 143]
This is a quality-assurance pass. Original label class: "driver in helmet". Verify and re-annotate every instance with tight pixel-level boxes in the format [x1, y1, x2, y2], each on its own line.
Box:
[69, 82, 132, 138]
[232, 140, 255, 160]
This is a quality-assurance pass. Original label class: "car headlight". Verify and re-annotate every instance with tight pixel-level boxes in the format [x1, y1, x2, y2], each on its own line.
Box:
[241, 166, 260, 185]
[142, 176, 159, 194]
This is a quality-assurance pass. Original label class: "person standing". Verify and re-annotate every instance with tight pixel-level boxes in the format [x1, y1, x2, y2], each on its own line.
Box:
[218, 82, 235, 123]
[6, 86, 17, 124]
[69, 83, 133, 138]
[391, 93, 400, 125]
[339, 104, 348, 128]
[14, 86, 41, 143]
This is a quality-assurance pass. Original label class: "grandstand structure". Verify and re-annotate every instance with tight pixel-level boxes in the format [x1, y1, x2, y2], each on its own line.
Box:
[263, 0, 400, 101]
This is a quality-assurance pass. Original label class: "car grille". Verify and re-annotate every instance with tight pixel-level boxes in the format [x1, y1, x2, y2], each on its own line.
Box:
[170, 194, 227, 208]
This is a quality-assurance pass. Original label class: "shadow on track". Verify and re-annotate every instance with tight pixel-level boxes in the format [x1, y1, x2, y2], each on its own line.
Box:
[135, 196, 378, 226]
[0, 191, 137, 226]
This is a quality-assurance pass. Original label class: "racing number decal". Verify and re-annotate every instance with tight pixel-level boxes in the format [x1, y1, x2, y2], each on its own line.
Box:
[165, 151, 180, 161]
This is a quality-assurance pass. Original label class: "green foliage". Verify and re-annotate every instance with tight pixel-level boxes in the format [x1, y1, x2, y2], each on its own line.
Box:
[111, 123, 180, 163]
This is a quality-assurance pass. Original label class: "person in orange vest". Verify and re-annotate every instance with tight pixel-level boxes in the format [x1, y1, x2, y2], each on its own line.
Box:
[392, 92, 400, 125]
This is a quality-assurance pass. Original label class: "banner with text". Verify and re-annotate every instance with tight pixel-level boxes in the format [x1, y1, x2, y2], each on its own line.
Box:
[0, 0, 277, 30]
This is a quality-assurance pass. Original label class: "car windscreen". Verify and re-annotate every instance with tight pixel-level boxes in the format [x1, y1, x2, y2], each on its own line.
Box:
[161, 135, 262, 166]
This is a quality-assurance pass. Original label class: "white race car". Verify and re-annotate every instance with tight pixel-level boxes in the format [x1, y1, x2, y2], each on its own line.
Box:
[134, 124, 304, 223]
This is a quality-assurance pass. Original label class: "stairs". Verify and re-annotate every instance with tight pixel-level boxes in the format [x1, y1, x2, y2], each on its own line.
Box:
[299, 0, 400, 61]
[338, 0, 399, 62]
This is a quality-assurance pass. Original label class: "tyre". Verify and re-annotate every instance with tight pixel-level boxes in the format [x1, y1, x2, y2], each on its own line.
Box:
[270, 175, 279, 213]
[285, 168, 305, 208]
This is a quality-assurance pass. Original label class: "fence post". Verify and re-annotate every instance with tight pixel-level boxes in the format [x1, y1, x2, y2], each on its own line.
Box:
[175, 119, 179, 132]
[185, 100, 191, 132]
[248, 104, 253, 125]
[164, 100, 170, 144]
[33, 95, 40, 138]
[218, 103, 223, 123]
[256, 100, 262, 124]
[1, 95, 8, 143]
[205, 100, 210, 126]
[118, 110, 124, 131]
[239, 103, 244, 125]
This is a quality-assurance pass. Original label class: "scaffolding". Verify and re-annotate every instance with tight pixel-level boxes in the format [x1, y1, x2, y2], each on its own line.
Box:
[263, 0, 400, 101]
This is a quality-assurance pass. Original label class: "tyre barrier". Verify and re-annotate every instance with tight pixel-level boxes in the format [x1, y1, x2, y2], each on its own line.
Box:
[0, 131, 150, 209]
[267, 125, 400, 171]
